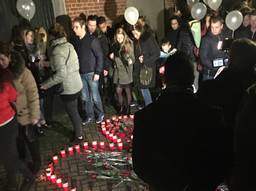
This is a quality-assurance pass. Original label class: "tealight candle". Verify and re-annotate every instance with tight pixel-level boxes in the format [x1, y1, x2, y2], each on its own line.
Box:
[74, 145, 80, 153]
[106, 119, 111, 123]
[56, 178, 62, 188]
[109, 143, 114, 151]
[68, 147, 73, 156]
[101, 127, 106, 134]
[62, 182, 68, 191]
[130, 114, 134, 119]
[123, 115, 128, 120]
[117, 138, 122, 143]
[105, 131, 110, 138]
[109, 133, 113, 141]
[52, 155, 58, 165]
[99, 142, 105, 149]
[131, 135, 133, 140]
[83, 142, 88, 150]
[92, 141, 97, 149]
[117, 142, 123, 151]
[101, 121, 106, 125]
[60, 150, 66, 158]
[71, 187, 77, 191]
[118, 116, 122, 119]
[112, 116, 117, 121]
[50, 174, 56, 183]
[112, 135, 117, 143]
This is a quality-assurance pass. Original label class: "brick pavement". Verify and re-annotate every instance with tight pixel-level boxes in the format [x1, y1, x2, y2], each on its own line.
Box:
[0, 105, 148, 191]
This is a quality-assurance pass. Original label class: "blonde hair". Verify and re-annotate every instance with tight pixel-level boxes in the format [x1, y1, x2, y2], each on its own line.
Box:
[35, 27, 48, 54]
[114, 27, 133, 54]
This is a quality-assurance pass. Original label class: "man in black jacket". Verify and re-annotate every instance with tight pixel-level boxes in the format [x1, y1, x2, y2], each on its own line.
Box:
[72, 17, 104, 124]
[132, 51, 231, 191]
[200, 16, 229, 81]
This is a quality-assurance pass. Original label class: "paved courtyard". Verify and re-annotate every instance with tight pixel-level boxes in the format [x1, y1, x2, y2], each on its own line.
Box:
[0, 99, 148, 191]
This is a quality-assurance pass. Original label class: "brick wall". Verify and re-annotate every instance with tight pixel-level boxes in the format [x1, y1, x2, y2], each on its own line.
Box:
[65, 0, 127, 22]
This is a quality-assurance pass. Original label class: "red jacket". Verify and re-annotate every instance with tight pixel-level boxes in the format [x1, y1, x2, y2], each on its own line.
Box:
[0, 82, 17, 125]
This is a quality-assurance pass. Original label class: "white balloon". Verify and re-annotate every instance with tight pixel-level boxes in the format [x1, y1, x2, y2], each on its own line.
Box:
[225, 10, 243, 31]
[187, 0, 199, 7]
[191, 3, 207, 21]
[124, 7, 139, 25]
[16, 0, 36, 21]
[208, 0, 222, 11]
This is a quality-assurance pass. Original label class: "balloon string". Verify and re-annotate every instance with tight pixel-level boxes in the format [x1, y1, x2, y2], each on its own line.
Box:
[232, 30, 234, 39]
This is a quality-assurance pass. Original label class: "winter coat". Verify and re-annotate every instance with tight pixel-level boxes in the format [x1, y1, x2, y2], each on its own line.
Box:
[42, 37, 83, 95]
[133, 32, 160, 89]
[111, 41, 135, 85]
[14, 67, 40, 126]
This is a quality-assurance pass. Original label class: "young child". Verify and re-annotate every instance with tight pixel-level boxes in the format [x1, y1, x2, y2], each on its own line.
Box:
[158, 38, 177, 89]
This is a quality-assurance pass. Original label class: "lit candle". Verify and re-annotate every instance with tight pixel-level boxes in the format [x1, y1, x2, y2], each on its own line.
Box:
[130, 114, 134, 119]
[99, 142, 105, 149]
[71, 187, 77, 191]
[50, 174, 56, 183]
[109, 133, 113, 141]
[106, 119, 111, 123]
[109, 143, 114, 151]
[117, 138, 122, 143]
[46, 168, 51, 180]
[60, 150, 66, 158]
[56, 178, 62, 188]
[68, 147, 73, 156]
[131, 135, 133, 140]
[118, 116, 122, 120]
[112, 116, 117, 121]
[52, 155, 58, 165]
[74, 145, 80, 153]
[117, 142, 123, 151]
[83, 142, 88, 150]
[62, 182, 68, 191]
[112, 135, 117, 143]
[92, 141, 97, 149]
[123, 115, 128, 120]
[101, 121, 106, 125]
[105, 131, 110, 138]
[101, 127, 106, 134]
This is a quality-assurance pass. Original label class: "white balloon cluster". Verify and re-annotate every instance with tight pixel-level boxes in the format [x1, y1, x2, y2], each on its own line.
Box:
[189, 0, 243, 32]
[16, 0, 36, 21]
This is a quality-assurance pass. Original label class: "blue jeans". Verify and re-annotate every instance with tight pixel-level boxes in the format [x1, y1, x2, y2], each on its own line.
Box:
[140, 88, 152, 106]
[81, 72, 104, 118]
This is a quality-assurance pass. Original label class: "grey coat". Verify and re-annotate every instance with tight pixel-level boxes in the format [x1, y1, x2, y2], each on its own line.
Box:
[42, 37, 83, 95]
[112, 41, 135, 85]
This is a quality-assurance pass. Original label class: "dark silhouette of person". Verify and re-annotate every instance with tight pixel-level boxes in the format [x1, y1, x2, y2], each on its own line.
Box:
[132, 51, 231, 191]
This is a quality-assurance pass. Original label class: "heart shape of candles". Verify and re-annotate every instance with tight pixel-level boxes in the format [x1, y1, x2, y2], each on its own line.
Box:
[44, 115, 135, 190]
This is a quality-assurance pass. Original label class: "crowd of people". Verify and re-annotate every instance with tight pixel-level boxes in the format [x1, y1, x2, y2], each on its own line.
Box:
[0, 0, 256, 190]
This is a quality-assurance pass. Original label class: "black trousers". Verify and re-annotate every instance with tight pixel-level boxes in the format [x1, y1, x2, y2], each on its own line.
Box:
[16, 124, 41, 174]
[0, 118, 33, 189]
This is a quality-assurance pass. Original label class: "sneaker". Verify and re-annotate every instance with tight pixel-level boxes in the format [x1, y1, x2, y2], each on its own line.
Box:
[82, 117, 94, 126]
[96, 115, 104, 124]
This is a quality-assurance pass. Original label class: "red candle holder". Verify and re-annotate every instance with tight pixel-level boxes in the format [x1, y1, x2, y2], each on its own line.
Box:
[83, 142, 88, 150]
[101, 127, 106, 134]
[105, 131, 110, 138]
[62, 182, 68, 191]
[117, 142, 123, 151]
[50, 174, 56, 183]
[123, 115, 128, 120]
[52, 155, 58, 165]
[99, 142, 105, 149]
[92, 141, 97, 149]
[109, 133, 113, 141]
[74, 145, 80, 153]
[68, 147, 73, 156]
[60, 150, 66, 158]
[130, 114, 134, 119]
[56, 178, 62, 188]
[46, 169, 52, 180]
[101, 121, 106, 125]
[113, 135, 117, 143]
[109, 143, 114, 151]
[112, 116, 117, 121]
[117, 138, 122, 143]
